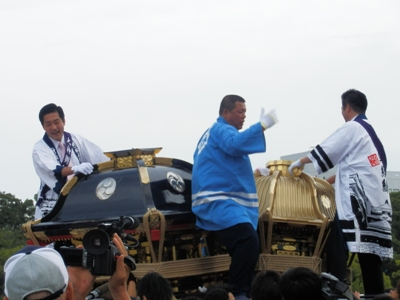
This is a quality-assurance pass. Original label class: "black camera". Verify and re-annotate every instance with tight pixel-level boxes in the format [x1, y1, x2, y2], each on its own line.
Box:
[321, 272, 352, 300]
[58, 216, 139, 276]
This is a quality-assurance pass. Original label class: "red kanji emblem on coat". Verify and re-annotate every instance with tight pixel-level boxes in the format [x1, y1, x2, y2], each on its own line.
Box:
[368, 154, 380, 167]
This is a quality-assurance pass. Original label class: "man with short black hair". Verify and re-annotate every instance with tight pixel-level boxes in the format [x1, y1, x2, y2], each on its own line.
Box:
[136, 271, 173, 300]
[288, 89, 392, 295]
[33, 103, 109, 219]
[192, 94, 278, 300]
[279, 267, 322, 300]
[250, 270, 281, 300]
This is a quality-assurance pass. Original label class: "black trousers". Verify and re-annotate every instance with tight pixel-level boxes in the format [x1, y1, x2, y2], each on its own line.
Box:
[326, 215, 384, 295]
[215, 222, 260, 297]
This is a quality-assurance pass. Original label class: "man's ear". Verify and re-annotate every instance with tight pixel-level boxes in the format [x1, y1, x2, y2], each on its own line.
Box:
[4, 296, 9, 300]
[222, 108, 230, 118]
[65, 281, 74, 300]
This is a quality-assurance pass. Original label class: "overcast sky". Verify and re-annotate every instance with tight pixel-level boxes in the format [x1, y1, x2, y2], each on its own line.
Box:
[1, 1, 399, 201]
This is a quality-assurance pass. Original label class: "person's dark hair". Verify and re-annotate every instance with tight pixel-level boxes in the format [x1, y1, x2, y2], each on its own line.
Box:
[39, 103, 65, 124]
[136, 271, 173, 300]
[250, 270, 281, 300]
[341, 89, 368, 114]
[180, 296, 203, 300]
[279, 267, 322, 300]
[204, 287, 229, 300]
[206, 284, 233, 294]
[219, 95, 245, 116]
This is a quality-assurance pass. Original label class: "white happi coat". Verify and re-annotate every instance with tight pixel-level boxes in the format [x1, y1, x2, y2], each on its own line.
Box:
[33, 132, 109, 219]
[308, 115, 392, 259]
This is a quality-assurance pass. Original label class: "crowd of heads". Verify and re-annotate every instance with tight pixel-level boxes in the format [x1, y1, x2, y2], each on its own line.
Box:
[3, 245, 398, 300]
[178, 267, 321, 300]
[2, 249, 323, 300]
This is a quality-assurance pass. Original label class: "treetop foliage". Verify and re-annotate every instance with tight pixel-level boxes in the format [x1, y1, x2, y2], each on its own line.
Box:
[0, 191, 35, 230]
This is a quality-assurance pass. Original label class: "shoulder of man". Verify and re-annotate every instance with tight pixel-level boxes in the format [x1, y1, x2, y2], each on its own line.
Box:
[335, 119, 365, 133]
[32, 138, 54, 155]
[68, 132, 93, 146]
[211, 120, 236, 134]
[33, 138, 45, 149]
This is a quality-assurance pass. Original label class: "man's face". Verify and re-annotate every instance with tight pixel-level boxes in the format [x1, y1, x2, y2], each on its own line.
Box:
[223, 101, 246, 130]
[341, 103, 351, 122]
[42, 112, 65, 141]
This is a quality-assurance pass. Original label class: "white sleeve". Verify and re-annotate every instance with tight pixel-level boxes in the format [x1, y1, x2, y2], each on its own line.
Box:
[308, 122, 359, 174]
[32, 140, 60, 190]
[71, 133, 110, 164]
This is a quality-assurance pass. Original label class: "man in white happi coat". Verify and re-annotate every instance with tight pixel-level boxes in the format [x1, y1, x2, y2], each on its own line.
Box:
[33, 103, 110, 220]
[288, 89, 392, 296]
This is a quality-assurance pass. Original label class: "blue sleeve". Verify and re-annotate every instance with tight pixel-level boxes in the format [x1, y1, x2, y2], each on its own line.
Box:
[214, 122, 266, 156]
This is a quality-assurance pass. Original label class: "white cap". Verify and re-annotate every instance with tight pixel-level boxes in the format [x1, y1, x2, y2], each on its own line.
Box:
[4, 246, 69, 300]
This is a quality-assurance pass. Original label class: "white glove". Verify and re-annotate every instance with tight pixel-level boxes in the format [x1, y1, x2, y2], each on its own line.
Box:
[260, 108, 278, 129]
[71, 162, 93, 175]
[288, 159, 304, 175]
[256, 167, 270, 176]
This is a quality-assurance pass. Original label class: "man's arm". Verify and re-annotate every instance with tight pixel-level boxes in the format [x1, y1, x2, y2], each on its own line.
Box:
[299, 157, 311, 165]
[32, 144, 62, 188]
[289, 157, 336, 184]
[61, 166, 74, 177]
[109, 255, 131, 300]
[61, 163, 94, 177]
[260, 108, 278, 131]
[326, 174, 336, 184]
[109, 234, 131, 300]
[288, 156, 311, 175]
[73, 133, 110, 165]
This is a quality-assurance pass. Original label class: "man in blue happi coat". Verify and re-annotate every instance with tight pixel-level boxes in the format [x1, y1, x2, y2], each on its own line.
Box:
[192, 94, 278, 300]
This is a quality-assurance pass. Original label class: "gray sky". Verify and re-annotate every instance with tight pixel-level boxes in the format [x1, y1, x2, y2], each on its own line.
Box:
[1, 1, 399, 201]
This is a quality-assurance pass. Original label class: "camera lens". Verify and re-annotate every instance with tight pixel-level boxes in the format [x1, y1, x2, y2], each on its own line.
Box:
[83, 229, 110, 255]
[92, 237, 102, 247]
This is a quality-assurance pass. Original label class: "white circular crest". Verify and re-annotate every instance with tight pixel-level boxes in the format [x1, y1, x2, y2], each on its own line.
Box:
[321, 195, 331, 209]
[96, 178, 117, 200]
[167, 172, 185, 193]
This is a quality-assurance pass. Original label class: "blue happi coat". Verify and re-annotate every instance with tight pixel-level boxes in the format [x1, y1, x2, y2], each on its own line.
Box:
[192, 116, 266, 231]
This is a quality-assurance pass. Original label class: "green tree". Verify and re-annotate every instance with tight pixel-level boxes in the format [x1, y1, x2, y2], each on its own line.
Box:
[351, 256, 364, 293]
[0, 191, 35, 230]
[0, 191, 35, 297]
[384, 192, 400, 288]
[391, 192, 400, 254]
